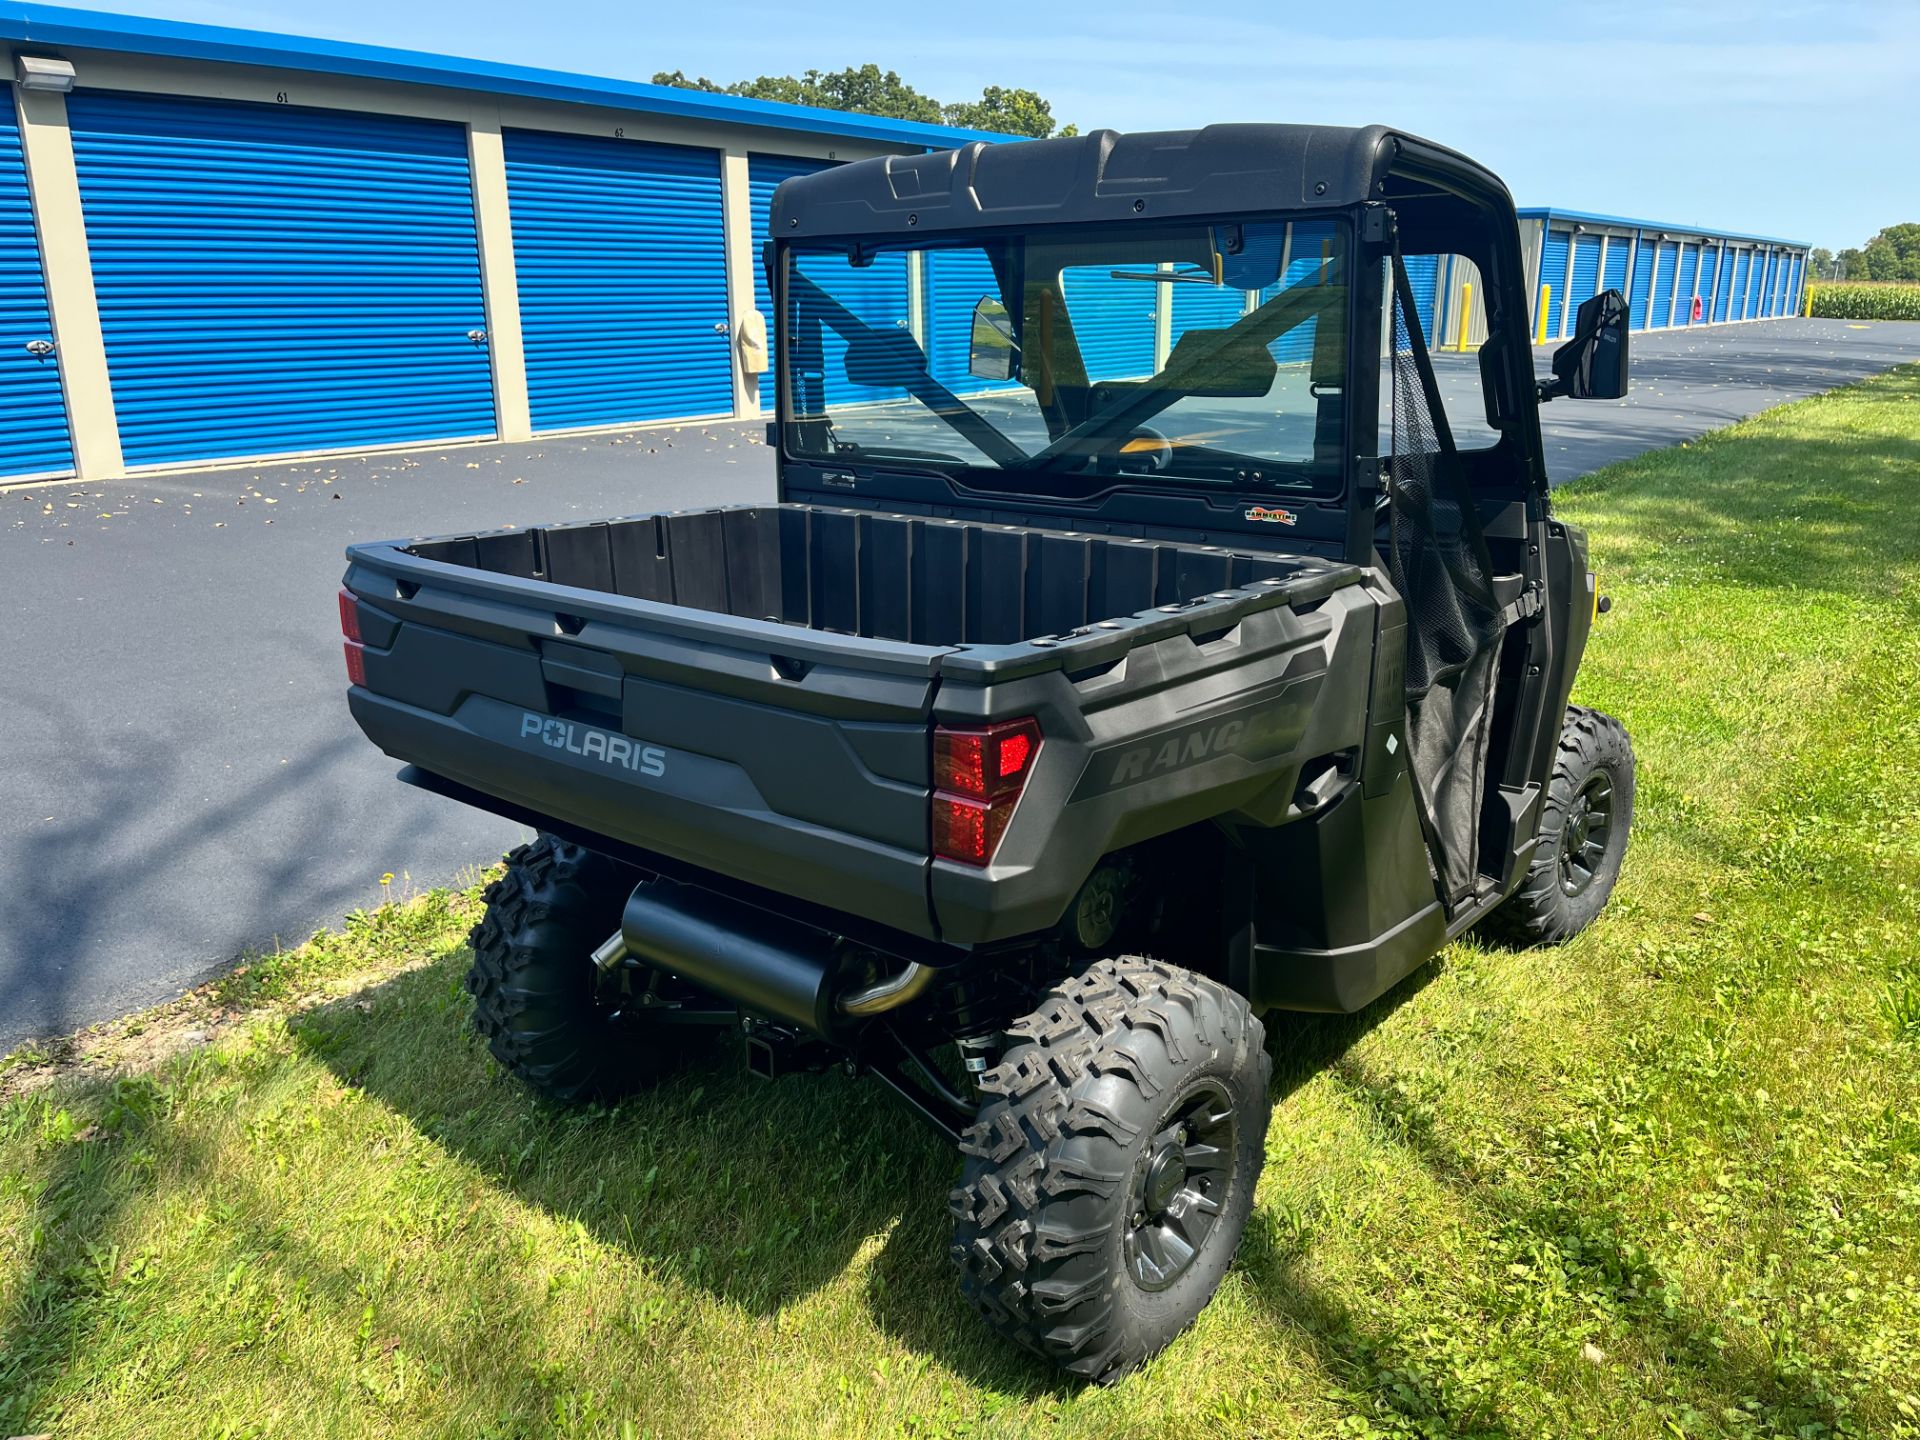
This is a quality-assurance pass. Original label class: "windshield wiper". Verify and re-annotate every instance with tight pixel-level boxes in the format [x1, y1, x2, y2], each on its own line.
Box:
[1108, 267, 1218, 285]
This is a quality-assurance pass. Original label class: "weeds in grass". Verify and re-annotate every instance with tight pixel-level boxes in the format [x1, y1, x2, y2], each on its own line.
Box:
[1881, 976, 1920, 1040]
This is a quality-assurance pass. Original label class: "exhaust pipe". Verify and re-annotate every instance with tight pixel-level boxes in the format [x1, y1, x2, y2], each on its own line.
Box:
[837, 961, 936, 1016]
[607, 879, 933, 1036]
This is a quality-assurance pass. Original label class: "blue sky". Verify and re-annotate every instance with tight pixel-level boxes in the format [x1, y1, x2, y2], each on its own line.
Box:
[56, 0, 1919, 249]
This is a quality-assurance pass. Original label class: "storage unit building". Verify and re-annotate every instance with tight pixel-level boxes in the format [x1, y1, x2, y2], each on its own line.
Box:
[1516, 209, 1810, 345]
[0, 3, 994, 482]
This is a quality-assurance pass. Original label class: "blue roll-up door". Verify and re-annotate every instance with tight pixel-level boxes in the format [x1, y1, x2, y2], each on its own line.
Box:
[1, 103, 71, 478]
[750, 154, 830, 413]
[1756, 252, 1773, 316]
[1788, 254, 1804, 313]
[1538, 228, 1570, 341]
[1713, 248, 1735, 322]
[1602, 236, 1629, 300]
[1063, 266, 1156, 380]
[1649, 241, 1678, 328]
[504, 130, 730, 431]
[1769, 252, 1787, 315]
[1675, 244, 1699, 325]
[1697, 246, 1720, 323]
[792, 249, 911, 409]
[1568, 234, 1601, 321]
[66, 92, 494, 468]
[1169, 275, 1248, 351]
[1628, 236, 1655, 330]
[1732, 251, 1752, 318]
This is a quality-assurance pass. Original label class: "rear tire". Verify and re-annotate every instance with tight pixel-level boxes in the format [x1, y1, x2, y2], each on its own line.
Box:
[1481, 704, 1635, 947]
[466, 835, 698, 1102]
[949, 957, 1270, 1382]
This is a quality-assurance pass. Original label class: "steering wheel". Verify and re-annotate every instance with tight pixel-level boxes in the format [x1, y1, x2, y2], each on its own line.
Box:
[1110, 426, 1173, 474]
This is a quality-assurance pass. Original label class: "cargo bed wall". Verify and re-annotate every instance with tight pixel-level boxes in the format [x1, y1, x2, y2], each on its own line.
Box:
[406, 504, 1316, 648]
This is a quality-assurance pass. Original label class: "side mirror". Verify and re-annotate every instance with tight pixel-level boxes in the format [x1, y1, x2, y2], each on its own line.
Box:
[969, 297, 1018, 381]
[1541, 288, 1629, 402]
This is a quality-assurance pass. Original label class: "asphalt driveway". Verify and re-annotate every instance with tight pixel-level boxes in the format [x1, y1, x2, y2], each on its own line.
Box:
[5, 316, 1918, 1054]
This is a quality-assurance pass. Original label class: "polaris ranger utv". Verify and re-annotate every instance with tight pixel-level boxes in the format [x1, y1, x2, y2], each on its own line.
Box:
[339, 124, 1635, 1380]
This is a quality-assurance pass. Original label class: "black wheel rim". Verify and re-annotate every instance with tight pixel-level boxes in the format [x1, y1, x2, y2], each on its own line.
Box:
[1123, 1079, 1238, 1292]
[1559, 770, 1616, 898]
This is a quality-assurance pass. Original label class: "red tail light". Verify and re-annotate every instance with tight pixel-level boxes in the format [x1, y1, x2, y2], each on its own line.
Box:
[339, 588, 366, 685]
[934, 717, 1042, 798]
[933, 718, 1041, 866]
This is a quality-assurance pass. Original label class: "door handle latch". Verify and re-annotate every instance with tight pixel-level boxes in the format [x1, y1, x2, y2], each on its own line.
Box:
[24, 339, 56, 358]
[466, 329, 489, 346]
[712, 321, 729, 333]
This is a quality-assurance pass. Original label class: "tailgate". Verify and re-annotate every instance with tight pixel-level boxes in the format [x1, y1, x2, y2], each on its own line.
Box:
[343, 541, 947, 938]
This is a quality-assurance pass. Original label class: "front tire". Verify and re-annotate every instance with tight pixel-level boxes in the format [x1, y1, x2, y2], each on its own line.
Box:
[1482, 704, 1635, 947]
[466, 836, 698, 1102]
[949, 957, 1270, 1382]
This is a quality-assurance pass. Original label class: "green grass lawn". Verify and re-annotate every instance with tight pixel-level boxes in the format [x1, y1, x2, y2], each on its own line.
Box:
[5, 367, 1920, 1439]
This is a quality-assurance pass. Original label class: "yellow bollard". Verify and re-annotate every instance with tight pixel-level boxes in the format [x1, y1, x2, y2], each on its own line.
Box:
[1457, 281, 1474, 352]
[1536, 286, 1550, 345]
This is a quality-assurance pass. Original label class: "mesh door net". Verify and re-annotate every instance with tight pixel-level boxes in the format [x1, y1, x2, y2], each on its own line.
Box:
[1386, 251, 1506, 907]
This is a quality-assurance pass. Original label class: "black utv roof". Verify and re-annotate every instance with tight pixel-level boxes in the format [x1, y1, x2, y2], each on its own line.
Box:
[770, 124, 1514, 240]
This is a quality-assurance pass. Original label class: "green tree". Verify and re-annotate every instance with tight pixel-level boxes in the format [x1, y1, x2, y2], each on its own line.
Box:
[649, 69, 724, 93]
[1836, 247, 1865, 280]
[1859, 224, 1920, 282]
[653, 65, 942, 124]
[1809, 246, 1833, 280]
[652, 66, 1075, 136]
[942, 85, 1075, 139]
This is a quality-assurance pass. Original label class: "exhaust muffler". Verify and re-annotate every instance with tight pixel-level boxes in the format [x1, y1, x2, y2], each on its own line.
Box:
[598, 879, 932, 1036]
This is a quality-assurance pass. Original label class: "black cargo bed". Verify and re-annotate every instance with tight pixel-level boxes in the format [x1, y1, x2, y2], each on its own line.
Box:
[400, 502, 1355, 654]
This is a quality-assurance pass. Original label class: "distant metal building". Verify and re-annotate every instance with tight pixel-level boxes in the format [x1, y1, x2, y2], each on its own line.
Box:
[1512, 209, 1810, 345]
[1, 4, 1818, 486]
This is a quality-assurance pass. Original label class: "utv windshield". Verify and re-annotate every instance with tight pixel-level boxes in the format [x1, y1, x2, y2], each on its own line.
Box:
[778, 217, 1350, 497]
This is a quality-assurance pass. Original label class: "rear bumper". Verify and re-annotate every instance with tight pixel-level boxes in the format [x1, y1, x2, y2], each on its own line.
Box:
[349, 688, 936, 939]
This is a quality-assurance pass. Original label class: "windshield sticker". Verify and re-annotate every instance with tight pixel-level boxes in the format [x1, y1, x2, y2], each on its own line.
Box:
[1244, 505, 1298, 525]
